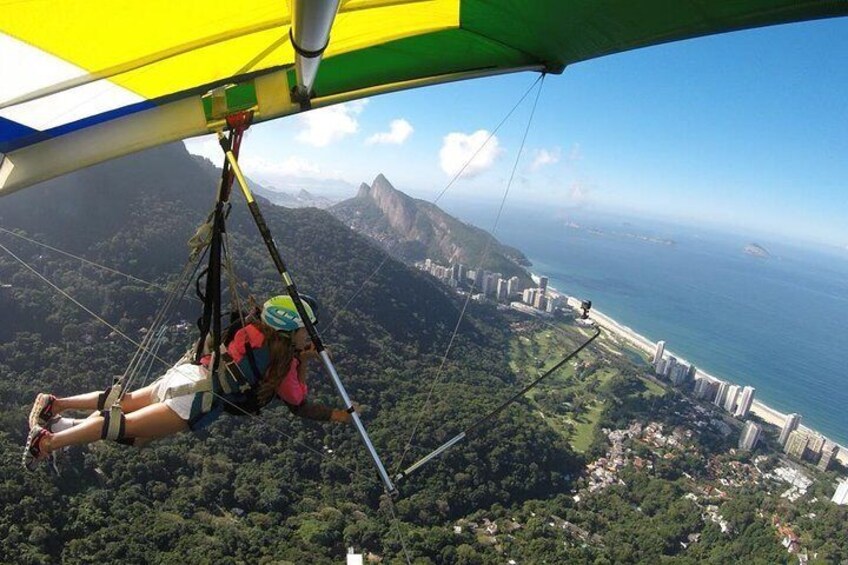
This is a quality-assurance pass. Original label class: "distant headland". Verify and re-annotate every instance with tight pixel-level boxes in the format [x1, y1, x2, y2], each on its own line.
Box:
[744, 242, 770, 258]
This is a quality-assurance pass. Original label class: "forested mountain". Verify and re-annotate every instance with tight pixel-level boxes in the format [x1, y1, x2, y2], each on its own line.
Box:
[331, 174, 530, 280]
[0, 143, 578, 563]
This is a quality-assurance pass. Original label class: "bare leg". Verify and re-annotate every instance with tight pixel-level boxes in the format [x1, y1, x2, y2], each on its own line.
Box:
[117, 384, 158, 413]
[52, 391, 101, 413]
[52, 382, 158, 415]
[45, 403, 188, 453]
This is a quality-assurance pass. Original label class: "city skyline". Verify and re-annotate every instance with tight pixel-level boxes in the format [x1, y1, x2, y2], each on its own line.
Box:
[420, 252, 845, 485]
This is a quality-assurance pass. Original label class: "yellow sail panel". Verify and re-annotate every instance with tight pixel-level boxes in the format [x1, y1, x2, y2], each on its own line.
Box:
[0, 0, 460, 101]
[0, 2, 288, 75]
[328, 0, 459, 55]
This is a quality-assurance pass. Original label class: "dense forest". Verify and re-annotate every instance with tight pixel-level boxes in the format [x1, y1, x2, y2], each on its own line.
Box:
[0, 144, 845, 564]
[0, 144, 578, 564]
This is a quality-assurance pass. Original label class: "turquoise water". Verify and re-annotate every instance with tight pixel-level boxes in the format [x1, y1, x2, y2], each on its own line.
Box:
[446, 202, 848, 446]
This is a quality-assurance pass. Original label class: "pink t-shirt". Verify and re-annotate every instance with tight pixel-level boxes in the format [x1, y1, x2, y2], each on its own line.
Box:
[277, 357, 308, 406]
[203, 323, 308, 406]
[200, 323, 266, 367]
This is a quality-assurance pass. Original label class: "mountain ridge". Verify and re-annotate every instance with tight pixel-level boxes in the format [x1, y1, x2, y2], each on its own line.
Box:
[332, 174, 531, 281]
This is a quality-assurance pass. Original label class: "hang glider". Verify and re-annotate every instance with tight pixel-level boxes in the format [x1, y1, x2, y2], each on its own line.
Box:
[1, 0, 846, 194]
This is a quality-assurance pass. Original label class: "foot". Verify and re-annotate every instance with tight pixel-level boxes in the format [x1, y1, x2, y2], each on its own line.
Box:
[22, 426, 52, 471]
[28, 393, 56, 428]
[45, 415, 78, 475]
[46, 415, 77, 434]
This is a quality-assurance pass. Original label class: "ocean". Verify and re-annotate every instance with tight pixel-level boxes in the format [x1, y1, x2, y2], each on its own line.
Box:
[445, 200, 848, 446]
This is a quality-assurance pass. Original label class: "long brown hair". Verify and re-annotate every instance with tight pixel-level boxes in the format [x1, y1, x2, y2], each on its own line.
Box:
[254, 321, 296, 405]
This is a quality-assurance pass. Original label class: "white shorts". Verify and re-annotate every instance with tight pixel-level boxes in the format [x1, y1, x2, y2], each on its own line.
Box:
[151, 363, 209, 420]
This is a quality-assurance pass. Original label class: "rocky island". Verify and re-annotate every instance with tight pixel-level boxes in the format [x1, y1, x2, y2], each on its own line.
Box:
[744, 242, 771, 258]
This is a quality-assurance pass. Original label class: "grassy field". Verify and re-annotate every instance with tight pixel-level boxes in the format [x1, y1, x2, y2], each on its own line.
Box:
[510, 320, 665, 453]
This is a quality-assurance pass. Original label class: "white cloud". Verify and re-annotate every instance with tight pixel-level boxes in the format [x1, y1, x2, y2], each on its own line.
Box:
[439, 130, 502, 178]
[183, 134, 221, 162]
[531, 147, 561, 171]
[296, 100, 367, 147]
[240, 155, 324, 178]
[366, 118, 413, 145]
[184, 135, 346, 183]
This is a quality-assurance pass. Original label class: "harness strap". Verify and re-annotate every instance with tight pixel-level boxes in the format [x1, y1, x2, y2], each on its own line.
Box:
[162, 354, 255, 400]
[163, 367, 214, 399]
[97, 382, 123, 411]
[242, 344, 263, 386]
[101, 407, 126, 441]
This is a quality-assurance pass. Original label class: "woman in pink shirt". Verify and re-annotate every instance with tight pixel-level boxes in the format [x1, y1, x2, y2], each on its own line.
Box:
[24, 295, 352, 470]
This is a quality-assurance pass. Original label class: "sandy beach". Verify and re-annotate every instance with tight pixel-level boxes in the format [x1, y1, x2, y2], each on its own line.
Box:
[558, 292, 848, 466]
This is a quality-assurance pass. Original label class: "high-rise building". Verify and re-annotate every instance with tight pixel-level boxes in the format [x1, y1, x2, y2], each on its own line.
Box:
[496, 278, 508, 302]
[779, 413, 802, 446]
[714, 382, 730, 407]
[539, 276, 548, 295]
[738, 421, 762, 451]
[653, 341, 666, 365]
[481, 273, 498, 295]
[507, 276, 520, 297]
[473, 269, 484, 291]
[734, 386, 756, 419]
[458, 264, 467, 282]
[807, 434, 826, 461]
[533, 292, 546, 310]
[723, 385, 741, 413]
[660, 356, 677, 379]
[818, 442, 839, 472]
[687, 364, 697, 381]
[670, 363, 691, 387]
[832, 479, 848, 506]
[694, 377, 719, 401]
[784, 429, 809, 459]
[655, 358, 668, 377]
[523, 288, 536, 305]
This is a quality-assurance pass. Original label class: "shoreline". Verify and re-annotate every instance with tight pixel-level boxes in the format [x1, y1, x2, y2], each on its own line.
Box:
[553, 288, 848, 466]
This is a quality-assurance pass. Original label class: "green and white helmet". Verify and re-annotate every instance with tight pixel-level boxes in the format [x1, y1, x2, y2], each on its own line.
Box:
[261, 294, 318, 331]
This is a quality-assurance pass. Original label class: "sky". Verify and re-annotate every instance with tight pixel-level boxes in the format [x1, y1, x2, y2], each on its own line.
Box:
[186, 17, 848, 249]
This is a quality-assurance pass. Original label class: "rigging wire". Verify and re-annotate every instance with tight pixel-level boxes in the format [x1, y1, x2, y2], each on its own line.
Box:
[393, 75, 548, 474]
[431, 74, 543, 205]
[323, 74, 543, 333]
[385, 496, 414, 565]
[120, 254, 203, 395]
[0, 226, 197, 299]
[0, 241, 158, 356]
[222, 232, 248, 329]
[395, 326, 601, 481]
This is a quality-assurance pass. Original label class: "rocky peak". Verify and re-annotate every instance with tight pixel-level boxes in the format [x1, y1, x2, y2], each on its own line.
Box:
[330, 174, 530, 280]
[365, 174, 418, 235]
[356, 182, 371, 198]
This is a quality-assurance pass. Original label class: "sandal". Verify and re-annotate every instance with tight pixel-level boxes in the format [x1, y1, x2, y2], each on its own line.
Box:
[22, 426, 52, 471]
[28, 393, 56, 428]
